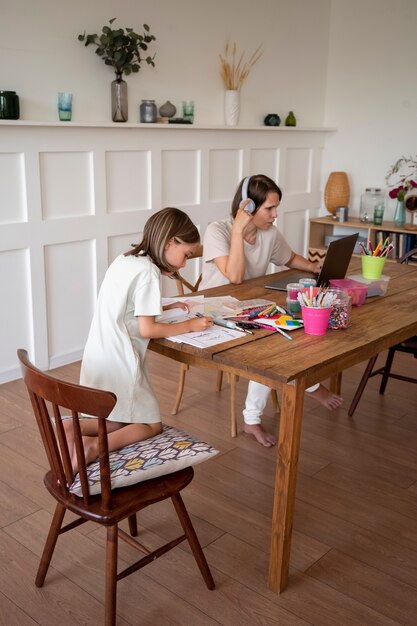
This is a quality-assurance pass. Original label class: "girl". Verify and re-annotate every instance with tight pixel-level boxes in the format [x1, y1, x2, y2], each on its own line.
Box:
[65, 207, 212, 472]
[200, 175, 343, 447]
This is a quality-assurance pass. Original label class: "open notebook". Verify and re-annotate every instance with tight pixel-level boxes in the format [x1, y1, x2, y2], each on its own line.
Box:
[265, 232, 359, 291]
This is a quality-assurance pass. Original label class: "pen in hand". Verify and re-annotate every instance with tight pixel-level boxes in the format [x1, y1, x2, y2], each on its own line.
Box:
[195, 312, 252, 334]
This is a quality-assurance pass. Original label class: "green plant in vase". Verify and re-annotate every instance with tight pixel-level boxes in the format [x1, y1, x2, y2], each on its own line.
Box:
[78, 18, 156, 122]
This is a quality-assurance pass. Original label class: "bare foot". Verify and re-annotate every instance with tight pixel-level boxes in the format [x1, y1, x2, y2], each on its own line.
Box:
[307, 384, 343, 410]
[244, 423, 276, 447]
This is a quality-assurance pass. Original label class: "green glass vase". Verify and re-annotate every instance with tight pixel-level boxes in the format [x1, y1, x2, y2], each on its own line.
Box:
[285, 111, 296, 127]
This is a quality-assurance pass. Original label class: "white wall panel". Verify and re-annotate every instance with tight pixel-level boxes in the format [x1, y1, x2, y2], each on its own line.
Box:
[0, 153, 27, 224]
[44, 240, 96, 367]
[249, 149, 280, 184]
[40, 151, 94, 219]
[108, 232, 141, 265]
[285, 148, 313, 194]
[209, 149, 242, 203]
[161, 150, 200, 206]
[282, 207, 310, 259]
[106, 151, 151, 213]
[0, 249, 33, 381]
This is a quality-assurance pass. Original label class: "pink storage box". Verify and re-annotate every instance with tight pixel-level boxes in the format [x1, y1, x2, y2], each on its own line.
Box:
[329, 278, 367, 306]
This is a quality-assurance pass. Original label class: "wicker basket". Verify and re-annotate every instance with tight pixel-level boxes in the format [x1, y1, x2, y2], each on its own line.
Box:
[324, 171, 350, 215]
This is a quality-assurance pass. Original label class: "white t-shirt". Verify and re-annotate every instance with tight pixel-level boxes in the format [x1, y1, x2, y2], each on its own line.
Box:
[80, 254, 162, 424]
[200, 217, 292, 289]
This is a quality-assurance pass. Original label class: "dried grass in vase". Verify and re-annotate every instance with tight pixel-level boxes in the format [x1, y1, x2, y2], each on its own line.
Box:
[219, 42, 263, 90]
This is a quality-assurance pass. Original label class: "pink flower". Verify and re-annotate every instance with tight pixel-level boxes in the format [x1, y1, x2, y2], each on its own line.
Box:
[388, 179, 417, 200]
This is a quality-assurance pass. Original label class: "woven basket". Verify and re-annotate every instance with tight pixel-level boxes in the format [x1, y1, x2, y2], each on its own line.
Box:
[324, 172, 350, 215]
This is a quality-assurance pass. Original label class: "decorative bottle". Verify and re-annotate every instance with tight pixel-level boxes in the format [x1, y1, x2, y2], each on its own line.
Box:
[111, 72, 128, 123]
[285, 111, 296, 127]
[140, 99, 157, 123]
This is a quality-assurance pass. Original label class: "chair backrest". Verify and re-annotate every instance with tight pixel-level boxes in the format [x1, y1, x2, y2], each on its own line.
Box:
[17, 349, 117, 509]
[175, 243, 203, 295]
[399, 247, 417, 265]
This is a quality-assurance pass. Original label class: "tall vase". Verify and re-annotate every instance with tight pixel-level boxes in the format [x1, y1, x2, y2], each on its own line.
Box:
[393, 199, 406, 226]
[224, 90, 240, 126]
[323, 171, 350, 216]
[111, 72, 128, 123]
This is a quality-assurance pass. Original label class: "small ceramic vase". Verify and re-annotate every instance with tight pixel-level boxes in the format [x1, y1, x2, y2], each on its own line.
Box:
[264, 114, 281, 126]
[159, 100, 176, 118]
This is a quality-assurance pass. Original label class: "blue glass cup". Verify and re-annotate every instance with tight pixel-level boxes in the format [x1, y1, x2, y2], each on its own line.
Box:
[58, 92, 72, 121]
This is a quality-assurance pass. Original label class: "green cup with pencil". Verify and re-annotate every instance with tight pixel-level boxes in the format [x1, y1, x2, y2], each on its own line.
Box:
[360, 238, 394, 280]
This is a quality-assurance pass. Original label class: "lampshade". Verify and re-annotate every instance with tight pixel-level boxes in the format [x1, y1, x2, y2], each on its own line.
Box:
[324, 172, 350, 216]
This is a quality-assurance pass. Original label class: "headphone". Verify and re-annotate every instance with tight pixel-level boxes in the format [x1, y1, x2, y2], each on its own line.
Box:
[240, 176, 256, 214]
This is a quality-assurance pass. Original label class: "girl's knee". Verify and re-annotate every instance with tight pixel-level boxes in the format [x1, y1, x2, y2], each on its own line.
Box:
[149, 421, 163, 437]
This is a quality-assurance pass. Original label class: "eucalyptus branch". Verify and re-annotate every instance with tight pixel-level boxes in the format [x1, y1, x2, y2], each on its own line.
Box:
[78, 18, 156, 76]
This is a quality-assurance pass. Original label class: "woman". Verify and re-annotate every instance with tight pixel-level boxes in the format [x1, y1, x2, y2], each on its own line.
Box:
[200, 175, 342, 447]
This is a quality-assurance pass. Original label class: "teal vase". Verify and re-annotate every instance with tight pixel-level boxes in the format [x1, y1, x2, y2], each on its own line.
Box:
[393, 200, 406, 226]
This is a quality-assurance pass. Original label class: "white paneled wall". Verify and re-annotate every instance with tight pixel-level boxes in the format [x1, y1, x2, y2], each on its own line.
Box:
[0, 121, 333, 382]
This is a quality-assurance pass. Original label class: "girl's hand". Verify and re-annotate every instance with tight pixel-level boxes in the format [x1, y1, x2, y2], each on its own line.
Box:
[188, 316, 213, 332]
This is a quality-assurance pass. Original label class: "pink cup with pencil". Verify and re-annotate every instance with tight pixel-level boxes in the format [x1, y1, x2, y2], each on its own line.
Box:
[301, 306, 331, 335]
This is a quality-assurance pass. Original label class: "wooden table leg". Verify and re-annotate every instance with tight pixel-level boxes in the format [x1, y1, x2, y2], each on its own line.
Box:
[268, 378, 305, 592]
[329, 372, 342, 395]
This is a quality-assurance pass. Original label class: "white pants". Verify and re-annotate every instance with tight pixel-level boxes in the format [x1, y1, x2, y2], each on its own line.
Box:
[242, 381, 320, 425]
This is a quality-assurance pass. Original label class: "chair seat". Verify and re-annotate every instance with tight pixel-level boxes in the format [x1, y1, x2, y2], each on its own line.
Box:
[46, 465, 195, 525]
[69, 424, 218, 497]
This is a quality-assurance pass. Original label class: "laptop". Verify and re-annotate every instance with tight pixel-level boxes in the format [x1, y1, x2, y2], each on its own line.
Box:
[265, 233, 359, 290]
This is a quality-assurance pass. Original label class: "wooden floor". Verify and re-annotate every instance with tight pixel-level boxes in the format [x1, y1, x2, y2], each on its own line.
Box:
[1, 350, 417, 625]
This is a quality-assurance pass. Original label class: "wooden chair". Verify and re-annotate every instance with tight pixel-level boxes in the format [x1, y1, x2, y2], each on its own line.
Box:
[348, 247, 417, 416]
[172, 245, 280, 436]
[17, 349, 214, 626]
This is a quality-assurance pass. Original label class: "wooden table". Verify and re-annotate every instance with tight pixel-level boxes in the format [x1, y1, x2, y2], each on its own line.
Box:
[149, 258, 417, 592]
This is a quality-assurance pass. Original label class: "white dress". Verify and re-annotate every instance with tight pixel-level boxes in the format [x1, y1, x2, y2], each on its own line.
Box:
[80, 254, 162, 424]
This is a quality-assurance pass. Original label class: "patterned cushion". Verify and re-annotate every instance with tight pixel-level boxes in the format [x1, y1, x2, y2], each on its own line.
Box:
[70, 424, 218, 497]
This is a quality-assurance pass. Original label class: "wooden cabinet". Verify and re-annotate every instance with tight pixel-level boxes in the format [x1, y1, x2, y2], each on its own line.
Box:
[309, 216, 416, 261]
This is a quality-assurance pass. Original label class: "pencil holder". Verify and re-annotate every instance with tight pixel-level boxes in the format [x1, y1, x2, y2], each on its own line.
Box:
[361, 255, 386, 280]
[301, 306, 331, 336]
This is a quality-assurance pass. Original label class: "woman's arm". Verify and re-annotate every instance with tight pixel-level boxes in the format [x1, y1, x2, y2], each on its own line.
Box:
[286, 251, 322, 274]
[137, 315, 212, 339]
[215, 202, 253, 284]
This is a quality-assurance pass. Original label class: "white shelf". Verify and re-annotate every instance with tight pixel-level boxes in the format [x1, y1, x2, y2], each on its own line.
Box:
[0, 119, 337, 132]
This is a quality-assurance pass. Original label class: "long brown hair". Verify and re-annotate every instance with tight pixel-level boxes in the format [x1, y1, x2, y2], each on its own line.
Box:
[125, 207, 200, 275]
[231, 174, 282, 217]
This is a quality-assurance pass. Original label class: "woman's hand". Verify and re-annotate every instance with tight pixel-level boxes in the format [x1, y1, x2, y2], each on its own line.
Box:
[163, 301, 189, 313]
[233, 201, 254, 232]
